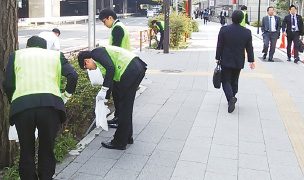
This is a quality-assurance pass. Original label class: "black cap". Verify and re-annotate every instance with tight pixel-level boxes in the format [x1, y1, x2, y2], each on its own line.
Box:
[52, 28, 61, 35]
[78, 51, 92, 69]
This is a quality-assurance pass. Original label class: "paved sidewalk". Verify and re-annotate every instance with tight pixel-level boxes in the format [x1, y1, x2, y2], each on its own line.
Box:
[55, 20, 304, 180]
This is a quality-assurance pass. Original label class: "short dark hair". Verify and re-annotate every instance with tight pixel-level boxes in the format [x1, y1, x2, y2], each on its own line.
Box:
[26, 36, 47, 49]
[267, 6, 274, 11]
[151, 20, 157, 24]
[78, 51, 92, 69]
[232, 10, 243, 24]
[241, 5, 247, 10]
[52, 28, 61, 35]
[289, 5, 297, 10]
[99, 9, 117, 20]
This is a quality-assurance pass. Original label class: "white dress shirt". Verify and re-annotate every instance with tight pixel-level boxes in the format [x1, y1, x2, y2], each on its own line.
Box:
[38, 32, 60, 51]
[269, 15, 276, 32]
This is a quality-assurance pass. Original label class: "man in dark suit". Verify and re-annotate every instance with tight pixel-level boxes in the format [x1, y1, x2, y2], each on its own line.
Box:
[261, 6, 281, 62]
[220, 8, 226, 26]
[282, 5, 303, 63]
[215, 10, 255, 113]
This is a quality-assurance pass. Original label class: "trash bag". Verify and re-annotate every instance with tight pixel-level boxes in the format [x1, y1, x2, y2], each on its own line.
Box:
[95, 99, 110, 131]
[213, 63, 222, 89]
[9, 125, 38, 142]
[299, 39, 304, 53]
[87, 67, 104, 86]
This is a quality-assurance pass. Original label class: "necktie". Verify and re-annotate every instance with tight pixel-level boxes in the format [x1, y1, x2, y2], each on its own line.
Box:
[269, 17, 272, 32]
[292, 15, 296, 31]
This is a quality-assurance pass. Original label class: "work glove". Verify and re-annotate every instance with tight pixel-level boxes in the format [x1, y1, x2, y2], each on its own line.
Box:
[96, 86, 109, 102]
[61, 91, 72, 104]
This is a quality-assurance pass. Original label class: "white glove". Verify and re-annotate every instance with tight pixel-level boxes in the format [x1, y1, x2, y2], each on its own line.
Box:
[96, 86, 109, 102]
[61, 91, 72, 104]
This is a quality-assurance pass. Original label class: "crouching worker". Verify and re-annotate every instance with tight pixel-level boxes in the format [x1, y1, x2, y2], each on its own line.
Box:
[78, 45, 147, 150]
[2, 36, 78, 180]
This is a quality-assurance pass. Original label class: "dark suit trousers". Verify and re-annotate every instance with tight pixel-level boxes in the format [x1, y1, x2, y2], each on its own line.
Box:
[221, 66, 241, 102]
[157, 31, 164, 49]
[113, 69, 146, 145]
[13, 107, 60, 180]
[287, 32, 300, 59]
[262, 32, 279, 60]
[113, 81, 120, 117]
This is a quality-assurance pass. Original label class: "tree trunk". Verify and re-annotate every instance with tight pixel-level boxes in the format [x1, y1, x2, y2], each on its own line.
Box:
[0, 0, 18, 168]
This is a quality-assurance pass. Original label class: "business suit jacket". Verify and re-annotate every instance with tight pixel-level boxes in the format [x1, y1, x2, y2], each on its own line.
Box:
[261, 15, 281, 37]
[215, 23, 254, 69]
[282, 14, 303, 35]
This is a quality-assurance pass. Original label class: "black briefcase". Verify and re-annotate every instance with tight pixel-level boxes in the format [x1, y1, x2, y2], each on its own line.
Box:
[299, 40, 304, 53]
[213, 63, 222, 89]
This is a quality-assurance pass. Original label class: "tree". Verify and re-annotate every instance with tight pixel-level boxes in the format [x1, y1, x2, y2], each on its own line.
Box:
[0, 0, 18, 168]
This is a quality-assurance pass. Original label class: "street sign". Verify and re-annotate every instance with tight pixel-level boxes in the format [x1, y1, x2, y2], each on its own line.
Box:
[209, 0, 214, 6]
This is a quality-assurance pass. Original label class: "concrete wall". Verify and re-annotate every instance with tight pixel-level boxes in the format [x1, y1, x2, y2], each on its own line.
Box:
[29, 0, 60, 18]
[29, 0, 44, 18]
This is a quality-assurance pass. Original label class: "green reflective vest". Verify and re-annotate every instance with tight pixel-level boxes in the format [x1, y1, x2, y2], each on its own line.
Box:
[109, 21, 131, 51]
[95, 46, 137, 82]
[240, 11, 247, 27]
[156, 21, 165, 31]
[11, 48, 62, 102]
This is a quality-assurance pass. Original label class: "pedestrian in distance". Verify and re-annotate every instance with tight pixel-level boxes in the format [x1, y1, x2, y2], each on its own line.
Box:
[151, 20, 165, 50]
[215, 10, 255, 113]
[261, 6, 281, 62]
[240, 5, 250, 28]
[220, 8, 226, 26]
[203, 9, 209, 25]
[38, 28, 61, 51]
[282, 5, 304, 63]
[2, 36, 78, 180]
[77, 45, 147, 150]
[99, 9, 132, 129]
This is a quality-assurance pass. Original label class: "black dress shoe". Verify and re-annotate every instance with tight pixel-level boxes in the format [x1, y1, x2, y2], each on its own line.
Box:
[228, 97, 237, 113]
[294, 57, 300, 63]
[101, 141, 126, 150]
[268, 59, 274, 62]
[287, 58, 291, 61]
[263, 54, 267, 60]
[107, 117, 118, 124]
[108, 123, 118, 128]
[128, 137, 134, 144]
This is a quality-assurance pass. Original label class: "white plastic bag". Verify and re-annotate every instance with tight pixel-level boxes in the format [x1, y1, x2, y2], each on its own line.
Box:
[87, 67, 104, 86]
[8, 125, 38, 142]
[95, 99, 110, 131]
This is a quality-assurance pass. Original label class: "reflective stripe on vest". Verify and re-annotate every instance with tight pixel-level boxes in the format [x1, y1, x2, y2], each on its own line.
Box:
[240, 11, 247, 27]
[95, 46, 137, 82]
[156, 21, 165, 31]
[12, 48, 62, 102]
[109, 21, 131, 51]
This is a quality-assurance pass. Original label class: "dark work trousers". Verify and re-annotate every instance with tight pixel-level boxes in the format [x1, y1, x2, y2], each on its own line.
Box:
[220, 17, 225, 26]
[113, 81, 120, 118]
[13, 107, 60, 180]
[287, 31, 300, 59]
[262, 32, 279, 60]
[113, 70, 146, 145]
[157, 31, 164, 49]
[204, 17, 208, 24]
[221, 66, 241, 102]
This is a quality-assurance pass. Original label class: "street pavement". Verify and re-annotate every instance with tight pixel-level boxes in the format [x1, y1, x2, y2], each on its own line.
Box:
[55, 19, 304, 180]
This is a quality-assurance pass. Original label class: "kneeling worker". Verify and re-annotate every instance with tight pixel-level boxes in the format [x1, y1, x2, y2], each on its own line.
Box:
[151, 20, 165, 50]
[78, 45, 147, 150]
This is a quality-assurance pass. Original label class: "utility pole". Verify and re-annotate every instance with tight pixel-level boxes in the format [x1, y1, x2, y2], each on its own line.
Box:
[257, 0, 261, 34]
[188, 0, 192, 19]
[163, 0, 170, 53]
[88, 0, 96, 50]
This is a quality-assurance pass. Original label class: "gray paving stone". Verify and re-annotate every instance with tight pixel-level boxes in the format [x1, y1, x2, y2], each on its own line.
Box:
[150, 114, 175, 124]
[93, 147, 124, 160]
[204, 171, 237, 180]
[99, 128, 116, 138]
[269, 164, 304, 180]
[136, 164, 174, 180]
[55, 162, 83, 179]
[163, 126, 192, 141]
[239, 154, 269, 171]
[70, 172, 103, 180]
[135, 104, 163, 118]
[157, 102, 182, 116]
[171, 160, 206, 180]
[238, 168, 271, 180]
[113, 153, 149, 172]
[73, 148, 99, 164]
[103, 168, 139, 180]
[267, 150, 300, 167]
[77, 156, 116, 176]
[264, 138, 294, 152]
[85, 136, 109, 150]
[125, 141, 157, 156]
[185, 136, 212, 149]
[156, 138, 185, 153]
[239, 141, 266, 156]
[209, 144, 238, 160]
[147, 150, 180, 167]
[179, 147, 209, 163]
[206, 156, 238, 176]
[212, 131, 238, 147]
[188, 126, 215, 138]
[262, 127, 290, 140]
[239, 130, 264, 143]
[136, 122, 168, 143]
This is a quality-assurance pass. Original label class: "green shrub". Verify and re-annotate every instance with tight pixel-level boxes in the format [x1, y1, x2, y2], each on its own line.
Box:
[54, 132, 77, 162]
[191, 19, 199, 32]
[251, 20, 261, 27]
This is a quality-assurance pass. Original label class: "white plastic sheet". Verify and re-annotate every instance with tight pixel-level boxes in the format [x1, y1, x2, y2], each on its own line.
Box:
[9, 125, 38, 142]
[95, 99, 109, 131]
[87, 67, 104, 86]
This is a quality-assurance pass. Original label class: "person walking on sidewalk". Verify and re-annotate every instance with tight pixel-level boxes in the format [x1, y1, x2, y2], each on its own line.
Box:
[220, 8, 226, 26]
[240, 5, 250, 28]
[215, 10, 255, 113]
[99, 9, 132, 129]
[38, 28, 61, 51]
[2, 36, 78, 180]
[282, 5, 303, 63]
[151, 20, 165, 50]
[77, 46, 147, 150]
[261, 6, 281, 62]
[203, 9, 209, 25]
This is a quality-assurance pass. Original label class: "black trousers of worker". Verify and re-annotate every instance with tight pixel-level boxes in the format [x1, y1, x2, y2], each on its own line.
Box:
[13, 107, 60, 180]
[113, 81, 120, 118]
[287, 31, 300, 59]
[221, 66, 241, 102]
[113, 69, 146, 145]
[157, 31, 164, 49]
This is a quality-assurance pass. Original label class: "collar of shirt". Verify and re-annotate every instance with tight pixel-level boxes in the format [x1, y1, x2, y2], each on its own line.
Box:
[112, 19, 119, 27]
